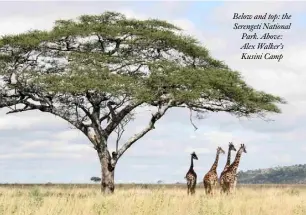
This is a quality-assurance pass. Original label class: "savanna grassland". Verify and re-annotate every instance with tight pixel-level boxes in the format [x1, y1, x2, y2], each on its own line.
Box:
[0, 184, 306, 215]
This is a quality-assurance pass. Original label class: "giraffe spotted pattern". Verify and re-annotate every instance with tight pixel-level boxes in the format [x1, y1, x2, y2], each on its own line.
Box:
[203, 146, 225, 195]
[220, 143, 247, 194]
[185, 152, 198, 195]
[219, 142, 237, 191]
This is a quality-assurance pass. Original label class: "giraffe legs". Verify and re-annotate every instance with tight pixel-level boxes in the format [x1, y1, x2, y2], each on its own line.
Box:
[204, 181, 216, 196]
[222, 181, 235, 195]
[187, 181, 190, 195]
[187, 180, 196, 195]
[221, 181, 231, 195]
[208, 184, 213, 195]
[234, 174, 238, 192]
[203, 181, 208, 195]
[233, 181, 236, 193]
[190, 181, 196, 195]
[191, 177, 197, 195]
[190, 187, 195, 195]
[219, 179, 226, 194]
[206, 186, 211, 195]
[212, 181, 217, 196]
[220, 185, 226, 194]
[229, 183, 235, 195]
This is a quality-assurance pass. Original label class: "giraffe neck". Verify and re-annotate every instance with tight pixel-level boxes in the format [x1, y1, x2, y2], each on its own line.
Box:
[224, 148, 232, 169]
[228, 149, 243, 173]
[209, 152, 220, 172]
[189, 156, 194, 170]
[226, 149, 232, 166]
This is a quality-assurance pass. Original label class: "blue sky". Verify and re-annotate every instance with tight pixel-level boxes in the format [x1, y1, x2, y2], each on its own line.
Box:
[1, 1, 306, 184]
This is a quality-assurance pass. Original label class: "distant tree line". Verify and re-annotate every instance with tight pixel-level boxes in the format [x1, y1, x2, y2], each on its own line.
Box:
[238, 164, 306, 184]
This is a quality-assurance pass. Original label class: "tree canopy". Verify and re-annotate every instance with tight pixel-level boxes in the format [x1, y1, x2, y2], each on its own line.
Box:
[0, 11, 286, 193]
[0, 12, 284, 116]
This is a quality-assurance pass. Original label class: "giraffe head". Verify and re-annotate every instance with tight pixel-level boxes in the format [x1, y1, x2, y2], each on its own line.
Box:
[217, 146, 225, 155]
[191, 152, 198, 160]
[229, 142, 237, 151]
[239, 143, 247, 153]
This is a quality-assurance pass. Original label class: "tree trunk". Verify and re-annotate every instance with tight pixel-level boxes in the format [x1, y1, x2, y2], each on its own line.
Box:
[98, 150, 115, 194]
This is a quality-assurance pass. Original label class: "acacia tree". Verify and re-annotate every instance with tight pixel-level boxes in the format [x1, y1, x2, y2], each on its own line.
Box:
[0, 11, 285, 193]
[90, 176, 101, 183]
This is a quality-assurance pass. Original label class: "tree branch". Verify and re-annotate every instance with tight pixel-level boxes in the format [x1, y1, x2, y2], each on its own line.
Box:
[113, 100, 173, 165]
[0, 98, 22, 109]
[189, 108, 198, 131]
[104, 101, 142, 135]
[107, 101, 117, 120]
[6, 104, 34, 114]
[10, 98, 91, 135]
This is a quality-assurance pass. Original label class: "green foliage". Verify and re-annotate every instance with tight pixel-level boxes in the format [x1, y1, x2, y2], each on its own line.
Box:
[238, 164, 306, 184]
[0, 10, 285, 123]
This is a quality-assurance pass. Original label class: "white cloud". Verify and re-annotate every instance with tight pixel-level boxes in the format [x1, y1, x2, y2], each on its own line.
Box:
[53, 144, 93, 153]
[0, 115, 41, 130]
[0, 152, 84, 160]
[117, 9, 148, 20]
[271, 154, 292, 165]
[0, 17, 53, 36]
[1, 138, 96, 161]
[212, 1, 306, 24]
[284, 44, 306, 71]
[54, 129, 84, 141]
[19, 140, 50, 150]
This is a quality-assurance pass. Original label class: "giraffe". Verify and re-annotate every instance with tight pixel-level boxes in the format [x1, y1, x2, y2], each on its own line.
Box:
[185, 152, 198, 195]
[220, 143, 247, 194]
[203, 146, 225, 195]
[219, 142, 236, 193]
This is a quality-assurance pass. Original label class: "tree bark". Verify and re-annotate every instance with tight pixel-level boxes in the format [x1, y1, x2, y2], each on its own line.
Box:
[93, 101, 172, 194]
[98, 149, 115, 194]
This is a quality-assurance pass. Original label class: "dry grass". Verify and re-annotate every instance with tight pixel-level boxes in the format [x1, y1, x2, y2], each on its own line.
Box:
[0, 185, 306, 215]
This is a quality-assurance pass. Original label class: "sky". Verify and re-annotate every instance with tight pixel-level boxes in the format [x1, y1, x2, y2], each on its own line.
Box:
[1, 1, 306, 184]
